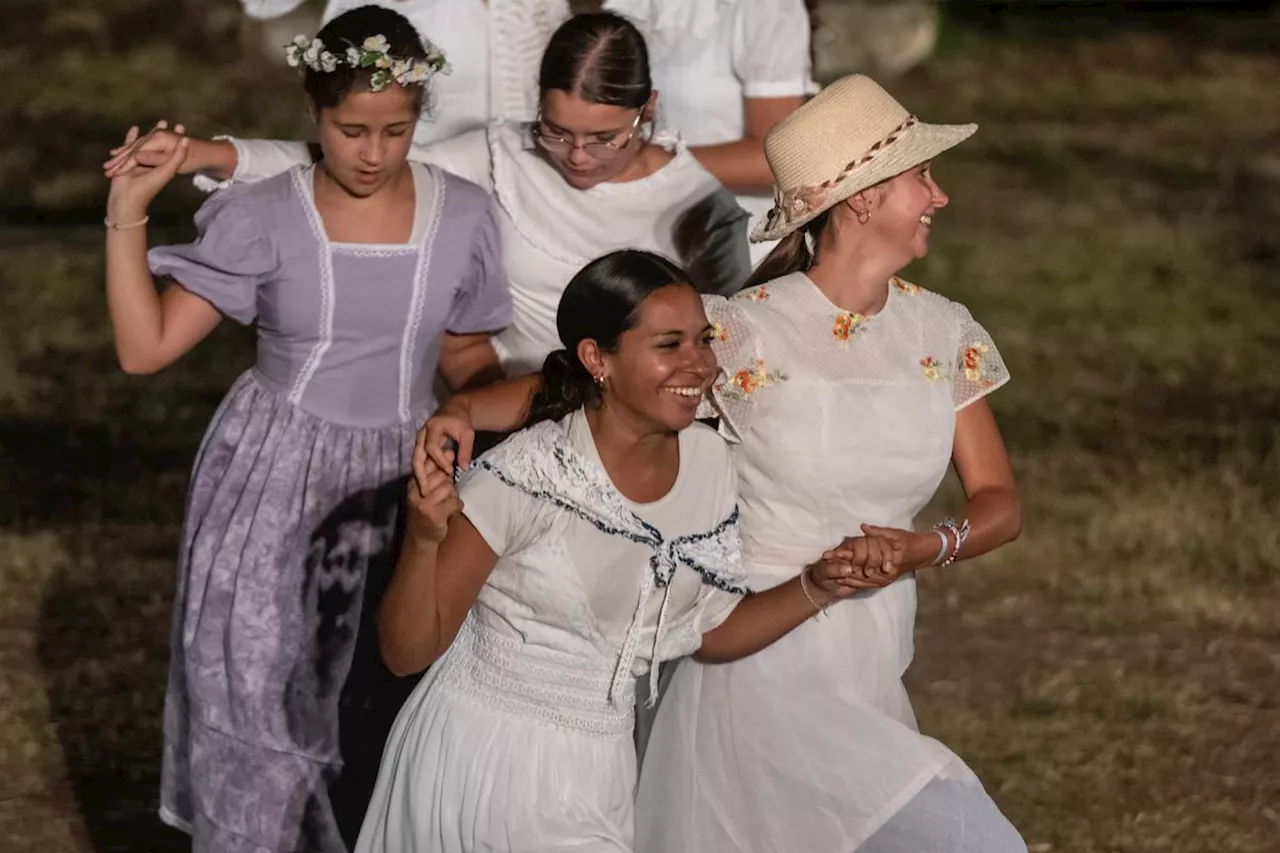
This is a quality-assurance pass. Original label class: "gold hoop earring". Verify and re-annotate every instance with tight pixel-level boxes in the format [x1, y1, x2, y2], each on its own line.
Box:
[855, 209, 871, 225]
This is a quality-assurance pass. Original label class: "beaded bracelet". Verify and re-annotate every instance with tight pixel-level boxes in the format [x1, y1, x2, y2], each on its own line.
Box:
[931, 517, 971, 567]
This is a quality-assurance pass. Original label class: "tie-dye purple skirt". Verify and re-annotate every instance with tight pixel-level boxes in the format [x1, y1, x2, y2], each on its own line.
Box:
[159, 371, 421, 852]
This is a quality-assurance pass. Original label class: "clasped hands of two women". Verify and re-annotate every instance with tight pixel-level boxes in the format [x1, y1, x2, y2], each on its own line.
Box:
[405, 411, 935, 600]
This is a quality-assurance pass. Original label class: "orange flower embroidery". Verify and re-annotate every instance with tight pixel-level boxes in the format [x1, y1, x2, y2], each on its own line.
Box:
[710, 321, 728, 343]
[832, 311, 866, 346]
[892, 277, 920, 295]
[721, 358, 787, 401]
[920, 356, 943, 383]
[962, 343, 989, 381]
[737, 285, 770, 302]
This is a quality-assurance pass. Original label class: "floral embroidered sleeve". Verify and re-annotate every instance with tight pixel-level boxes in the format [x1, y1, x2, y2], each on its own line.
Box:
[952, 305, 1010, 411]
[700, 294, 779, 440]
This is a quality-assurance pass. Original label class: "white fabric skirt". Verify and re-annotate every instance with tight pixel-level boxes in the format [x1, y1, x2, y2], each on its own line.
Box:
[634, 576, 979, 853]
[355, 620, 637, 853]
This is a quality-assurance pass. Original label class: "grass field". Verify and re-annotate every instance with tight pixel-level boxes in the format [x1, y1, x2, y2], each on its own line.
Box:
[1, 3, 1277, 852]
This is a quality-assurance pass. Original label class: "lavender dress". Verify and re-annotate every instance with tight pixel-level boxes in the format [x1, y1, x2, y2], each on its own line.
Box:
[148, 163, 510, 853]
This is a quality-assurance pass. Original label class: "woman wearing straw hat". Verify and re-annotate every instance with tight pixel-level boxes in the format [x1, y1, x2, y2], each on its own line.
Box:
[413, 73, 1027, 851]
[632, 73, 1026, 853]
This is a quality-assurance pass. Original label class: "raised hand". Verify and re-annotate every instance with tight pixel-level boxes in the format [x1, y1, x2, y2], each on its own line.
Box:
[104, 120, 189, 180]
[105, 122, 190, 225]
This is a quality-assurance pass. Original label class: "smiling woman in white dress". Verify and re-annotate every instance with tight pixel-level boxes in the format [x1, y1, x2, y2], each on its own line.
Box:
[359, 249, 861, 852]
[111, 13, 752, 376]
[418, 75, 1029, 853]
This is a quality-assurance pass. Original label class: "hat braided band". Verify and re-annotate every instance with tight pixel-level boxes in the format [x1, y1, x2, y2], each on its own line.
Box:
[767, 115, 920, 234]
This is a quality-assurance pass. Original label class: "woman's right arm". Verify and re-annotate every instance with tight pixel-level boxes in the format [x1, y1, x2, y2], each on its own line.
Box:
[380, 453, 502, 675]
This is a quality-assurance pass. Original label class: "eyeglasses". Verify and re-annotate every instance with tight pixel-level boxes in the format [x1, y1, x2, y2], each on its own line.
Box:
[533, 111, 643, 162]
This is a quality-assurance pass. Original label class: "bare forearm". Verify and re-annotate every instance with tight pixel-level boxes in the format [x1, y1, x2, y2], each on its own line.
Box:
[378, 536, 446, 676]
[696, 575, 821, 663]
[689, 139, 773, 196]
[951, 486, 1022, 563]
[452, 373, 543, 432]
[179, 138, 239, 181]
[438, 339, 503, 393]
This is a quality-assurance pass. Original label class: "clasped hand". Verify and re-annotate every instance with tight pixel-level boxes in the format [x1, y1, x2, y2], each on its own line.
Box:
[819, 524, 924, 591]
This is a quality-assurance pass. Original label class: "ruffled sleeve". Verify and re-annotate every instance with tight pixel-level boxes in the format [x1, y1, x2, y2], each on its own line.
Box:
[446, 198, 512, 334]
[148, 187, 275, 325]
[700, 294, 767, 441]
[730, 0, 819, 98]
[951, 305, 1010, 411]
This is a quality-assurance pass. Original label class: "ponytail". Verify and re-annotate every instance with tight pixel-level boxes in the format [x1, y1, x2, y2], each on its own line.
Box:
[743, 210, 832, 290]
[525, 348, 601, 426]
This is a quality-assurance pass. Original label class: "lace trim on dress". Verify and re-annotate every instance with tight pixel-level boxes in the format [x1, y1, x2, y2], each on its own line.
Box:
[465, 418, 749, 707]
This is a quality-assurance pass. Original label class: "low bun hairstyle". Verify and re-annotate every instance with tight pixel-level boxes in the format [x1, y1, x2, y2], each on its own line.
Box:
[525, 250, 692, 426]
[304, 5, 432, 111]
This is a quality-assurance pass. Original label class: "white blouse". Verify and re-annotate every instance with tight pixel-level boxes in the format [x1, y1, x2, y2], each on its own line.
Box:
[461, 409, 745, 700]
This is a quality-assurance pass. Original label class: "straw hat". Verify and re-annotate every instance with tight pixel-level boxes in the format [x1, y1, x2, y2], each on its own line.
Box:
[752, 74, 977, 243]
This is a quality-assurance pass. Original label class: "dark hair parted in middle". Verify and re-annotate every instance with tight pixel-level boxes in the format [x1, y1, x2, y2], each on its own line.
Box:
[305, 5, 432, 111]
[525, 250, 692, 426]
[539, 12, 653, 109]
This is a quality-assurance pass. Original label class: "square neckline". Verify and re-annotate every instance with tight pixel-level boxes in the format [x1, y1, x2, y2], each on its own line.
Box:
[294, 162, 434, 251]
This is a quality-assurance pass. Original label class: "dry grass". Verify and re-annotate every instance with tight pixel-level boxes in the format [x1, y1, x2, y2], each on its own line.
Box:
[1, 4, 1278, 852]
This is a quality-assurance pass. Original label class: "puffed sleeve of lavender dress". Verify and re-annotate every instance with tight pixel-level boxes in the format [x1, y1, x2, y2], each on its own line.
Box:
[147, 185, 275, 324]
[445, 197, 511, 334]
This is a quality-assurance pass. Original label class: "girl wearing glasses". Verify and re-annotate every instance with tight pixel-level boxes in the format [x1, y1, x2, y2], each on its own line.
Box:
[108, 12, 752, 378]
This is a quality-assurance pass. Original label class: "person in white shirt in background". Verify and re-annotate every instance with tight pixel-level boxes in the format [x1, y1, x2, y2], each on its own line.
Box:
[238, 0, 817, 265]
[606, 0, 818, 264]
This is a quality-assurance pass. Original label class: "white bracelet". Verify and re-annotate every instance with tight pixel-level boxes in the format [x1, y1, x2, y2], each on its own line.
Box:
[931, 529, 949, 566]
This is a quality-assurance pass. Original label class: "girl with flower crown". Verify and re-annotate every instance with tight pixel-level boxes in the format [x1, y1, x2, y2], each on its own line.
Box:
[102, 6, 510, 851]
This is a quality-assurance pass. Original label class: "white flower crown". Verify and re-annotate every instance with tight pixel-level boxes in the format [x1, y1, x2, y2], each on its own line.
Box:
[285, 33, 448, 93]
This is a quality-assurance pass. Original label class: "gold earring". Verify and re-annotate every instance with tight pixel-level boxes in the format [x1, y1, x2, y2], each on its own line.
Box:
[855, 209, 871, 225]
